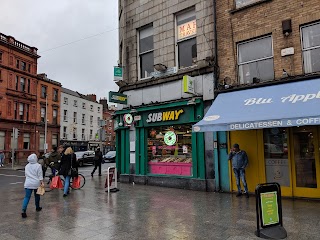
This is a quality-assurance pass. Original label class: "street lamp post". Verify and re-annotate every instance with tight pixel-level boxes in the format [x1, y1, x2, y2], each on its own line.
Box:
[44, 93, 48, 154]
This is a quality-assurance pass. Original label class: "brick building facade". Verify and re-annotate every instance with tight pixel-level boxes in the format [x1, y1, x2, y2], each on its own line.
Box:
[0, 33, 39, 163]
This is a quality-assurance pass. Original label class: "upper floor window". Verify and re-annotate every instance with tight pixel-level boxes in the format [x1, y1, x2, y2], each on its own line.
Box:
[82, 129, 85, 140]
[21, 61, 26, 71]
[41, 86, 47, 98]
[15, 76, 19, 90]
[0, 70, 2, 80]
[82, 114, 86, 125]
[73, 112, 77, 123]
[138, 25, 154, 79]
[16, 59, 20, 69]
[74, 100, 78, 107]
[63, 110, 68, 122]
[28, 64, 31, 73]
[20, 77, 26, 92]
[235, 0, 263, 9]
[64, 97, 68, 105]
[0, 52, 2, 62]
[237, 36, 274, 84]
[90, 105, 93, 111]
[301, 22, 320, 74]
[90, 115, 93, 126]
[27, 79, 30, 93]
[176, 9, 197, 68]
[97, 107, 101, 113]
[53, 109, 58, 125]
[82, 102, 86, 109]
[19, 103, 24, 120]
[41, 107, 46, 122]
[53, 89, 58, 102]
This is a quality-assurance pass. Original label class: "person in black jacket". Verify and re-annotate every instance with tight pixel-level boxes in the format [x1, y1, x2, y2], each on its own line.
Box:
[59, 147, 77, 197]
[91, 147, 102, 177]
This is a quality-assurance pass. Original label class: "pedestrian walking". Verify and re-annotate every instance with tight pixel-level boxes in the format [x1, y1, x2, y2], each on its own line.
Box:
[59, 146, 77, 197]
[91, 147, 102, 177]
[48, 146, 61, 175]
[21, 153, 44, 218]
[0, 150, 5, 167]
[228, 143, 249, 198]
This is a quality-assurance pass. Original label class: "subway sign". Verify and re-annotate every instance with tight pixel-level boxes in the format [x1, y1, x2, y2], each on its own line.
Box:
[109, 91, 127, 104]
[146, 109, 184, 123]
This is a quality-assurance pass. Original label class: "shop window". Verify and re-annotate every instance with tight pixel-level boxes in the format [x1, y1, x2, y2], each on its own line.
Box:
[301, 22, 320, 74]
[39, 133, 44, 151]
[238, 36, 274, 84]
[138, 25, 154, 79]
[0, 131, 5, 150]
[263, 128, 289, 187]
[176, 9, 197, 68]
[147, 125, 192, 176]
[235, 0, 264, 9]
[23, 133, 30, 150]
[52, 134, 58, 148]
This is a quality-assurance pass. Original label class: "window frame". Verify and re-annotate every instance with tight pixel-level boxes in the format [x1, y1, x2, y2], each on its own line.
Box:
[23, 133, 30, 150]
[73, 112, 77, 124]
[0, 52, 2, 62]
[82, 114, 86, 125]
[63, 127, 67, 139]
[301, 21, 320, 74]
[237, 35, 274, 84]
[41, 85, 47, 98]
[63, 110, 68, 122]
[64, 97, 68, 105]
[40, 107, 46, 122]
[53, 109, 58, 125]
[138, 24, 154, 80]
[20, 77, 26, 92]
[74, 100, 78, 107]
[53, 89, 59, 102]
[175, 8, 197, 69]
[234, 0, 266, 9]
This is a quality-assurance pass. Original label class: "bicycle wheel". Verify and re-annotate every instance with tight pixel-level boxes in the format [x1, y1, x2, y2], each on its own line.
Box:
[70, 174, 86, 190]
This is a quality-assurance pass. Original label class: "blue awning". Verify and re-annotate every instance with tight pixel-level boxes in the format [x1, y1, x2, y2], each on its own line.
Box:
[193, 78, 320, 132]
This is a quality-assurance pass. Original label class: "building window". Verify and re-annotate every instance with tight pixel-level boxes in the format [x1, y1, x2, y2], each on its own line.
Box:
[41, 86, 47, 98]
[0, 70, 2, 80]
[301, 22, 320, 74]
[235, 0, 263, 9]
[21, 61, 26, 71]
[90, 129, 93, 140]
[20, 77, 26, 92]
[63, 127, 67, 139]
[90, 116, 93, 126]
[82, 114, 85, 125]
[53, 109, 58, 125]
[41, 107, 46, 122]
[138, 25, 154, 79]
[23, 133, 30, 150]
[74, 100, 78, 107]
[147, 125, 193, 176]
[28, 64, 31, 73]
[64, 97, 68, 105]
[53, 89, 58, 102]
[16, 59, 20, 69]
[0, 52, 2, 62]
[176, 9, 197, 68]
[73, 112, 77, 123]
[82, 102, 86, 109]
[27, 79, 30, 93]
[97, 107, 101, 113]
[19, 103, 24, 120]
[82, 129, 85, 140]
[39, 133, 45, 151]
[52, 134, 58, 148]
[237, 36, 274, 84]
[90, 105, 93, 111]
[63, 110, 67, 122]
[0, 131, 5, 150]
[26, 104, 29, 121]
[73, 128, 77, 140]
[15, 76, 19, 90]
[14, 102, 17, 119]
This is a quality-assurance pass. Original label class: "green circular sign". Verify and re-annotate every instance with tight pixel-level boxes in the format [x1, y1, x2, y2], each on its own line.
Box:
[164, 131, 177, 146]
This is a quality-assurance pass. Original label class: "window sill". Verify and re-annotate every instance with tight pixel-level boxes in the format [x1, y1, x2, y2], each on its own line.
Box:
[139, 76, 153, 81]
[230, 0, 272, 14]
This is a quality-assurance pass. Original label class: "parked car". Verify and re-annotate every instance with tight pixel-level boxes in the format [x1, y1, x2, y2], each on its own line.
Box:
[103, 151, 116, 163]
[75, 150, 95, 167]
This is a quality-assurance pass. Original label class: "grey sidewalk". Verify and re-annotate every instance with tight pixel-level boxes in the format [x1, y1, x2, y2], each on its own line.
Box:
[1, 175, 320, 240]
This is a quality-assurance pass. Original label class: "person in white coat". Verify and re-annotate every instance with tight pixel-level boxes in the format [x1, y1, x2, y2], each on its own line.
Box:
[21, 153, 44, 218]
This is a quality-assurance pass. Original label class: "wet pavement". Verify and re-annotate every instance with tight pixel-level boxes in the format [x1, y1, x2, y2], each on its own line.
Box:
[1, 169, 320, 240]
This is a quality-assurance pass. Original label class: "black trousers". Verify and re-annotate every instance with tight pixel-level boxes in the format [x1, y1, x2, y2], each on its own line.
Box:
[92, 161, 101, 175]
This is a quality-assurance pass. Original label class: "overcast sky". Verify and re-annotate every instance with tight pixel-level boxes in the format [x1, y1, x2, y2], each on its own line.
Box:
[0, 0, 119, 100]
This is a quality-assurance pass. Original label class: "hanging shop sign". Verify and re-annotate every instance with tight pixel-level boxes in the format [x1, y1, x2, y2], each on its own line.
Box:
[178, 20, 197, 40]
[114, 66, 123, 81]
[183, 75, 195, 94]
[109, 91, 127, 104]
[164, 131, 177, 146]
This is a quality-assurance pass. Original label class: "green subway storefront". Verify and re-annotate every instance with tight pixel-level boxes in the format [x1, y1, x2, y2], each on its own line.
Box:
[114, 99, 208, 190]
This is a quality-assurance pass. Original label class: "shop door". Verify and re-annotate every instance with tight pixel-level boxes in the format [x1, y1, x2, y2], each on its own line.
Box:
[292, 126, 320, 198]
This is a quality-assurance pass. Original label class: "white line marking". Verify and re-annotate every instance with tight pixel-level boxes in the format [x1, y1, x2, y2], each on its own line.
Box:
[0, 174, 25, 178]
[9, 182, 23, 185]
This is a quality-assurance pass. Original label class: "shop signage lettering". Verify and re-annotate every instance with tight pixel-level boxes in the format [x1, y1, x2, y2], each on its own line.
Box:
[230, 116, 320, 130]
[109, 91, 127, 104]
[244, 91, 320, 105]
[146, 109, 184, 123]
[178, 20, 197, 40]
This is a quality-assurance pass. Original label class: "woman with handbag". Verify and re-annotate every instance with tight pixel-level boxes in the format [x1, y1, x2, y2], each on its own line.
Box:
[21, 153, 44, 218]
[59, 146, 78, 197]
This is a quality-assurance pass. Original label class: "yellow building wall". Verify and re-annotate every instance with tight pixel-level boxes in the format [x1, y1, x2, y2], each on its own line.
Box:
[229, 130, 266, 193]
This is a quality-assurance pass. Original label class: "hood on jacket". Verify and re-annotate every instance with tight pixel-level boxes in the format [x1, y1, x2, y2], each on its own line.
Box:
[27, 153, 38, 164]
[50, 151, 59, 158]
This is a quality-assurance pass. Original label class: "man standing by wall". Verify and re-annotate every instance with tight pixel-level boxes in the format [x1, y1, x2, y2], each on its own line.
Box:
[228, 143, 249, 198]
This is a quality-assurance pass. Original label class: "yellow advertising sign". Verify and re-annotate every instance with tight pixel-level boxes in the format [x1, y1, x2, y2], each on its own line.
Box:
[178, 20, 197, 40]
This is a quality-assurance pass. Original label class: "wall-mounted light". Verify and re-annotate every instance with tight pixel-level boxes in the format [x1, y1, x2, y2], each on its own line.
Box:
[154, 63, 167, 72]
